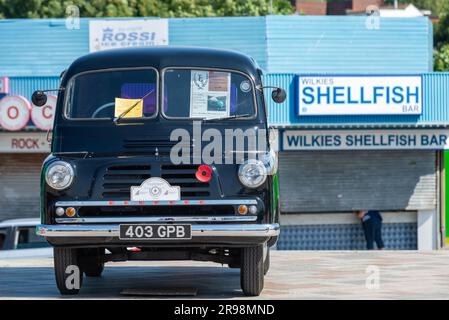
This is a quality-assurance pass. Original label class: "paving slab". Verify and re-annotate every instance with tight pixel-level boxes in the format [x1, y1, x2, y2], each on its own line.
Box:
[1, 251, 449, 299]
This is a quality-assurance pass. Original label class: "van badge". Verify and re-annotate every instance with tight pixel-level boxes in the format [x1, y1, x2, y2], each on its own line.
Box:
[131, 177, 180, 201]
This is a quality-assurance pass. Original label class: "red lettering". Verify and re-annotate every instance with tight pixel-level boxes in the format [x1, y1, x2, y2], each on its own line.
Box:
[7, 106, 19, 119]
[10, 138, 40, 149]
[42, 105, 53, 119]
[11, 138, 18, 148]
[30, 139, 39, 148]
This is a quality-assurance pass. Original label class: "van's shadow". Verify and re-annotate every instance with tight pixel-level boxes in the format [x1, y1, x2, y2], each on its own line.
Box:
[0, 266, 243, 298]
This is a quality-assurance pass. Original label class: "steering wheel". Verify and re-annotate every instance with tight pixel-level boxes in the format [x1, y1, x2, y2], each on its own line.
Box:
[91, 102, 115, 118]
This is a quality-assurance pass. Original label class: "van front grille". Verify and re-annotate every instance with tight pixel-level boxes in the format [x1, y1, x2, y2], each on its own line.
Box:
[161, 164, 210, 198]
[101, 164, 211, 199]
[78, 205, 234, 217]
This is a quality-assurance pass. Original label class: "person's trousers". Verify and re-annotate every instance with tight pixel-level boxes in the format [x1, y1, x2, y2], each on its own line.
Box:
[362, 218, 385, 250]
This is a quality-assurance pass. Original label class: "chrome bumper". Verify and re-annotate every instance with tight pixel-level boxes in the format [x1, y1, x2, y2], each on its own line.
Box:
[36, 223, 280, 238]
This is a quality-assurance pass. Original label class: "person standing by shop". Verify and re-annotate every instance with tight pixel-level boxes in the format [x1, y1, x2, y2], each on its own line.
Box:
[356, 210, 385, 250]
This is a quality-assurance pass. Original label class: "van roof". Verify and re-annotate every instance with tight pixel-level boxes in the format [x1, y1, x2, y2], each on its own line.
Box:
[63, 46, 260, 82]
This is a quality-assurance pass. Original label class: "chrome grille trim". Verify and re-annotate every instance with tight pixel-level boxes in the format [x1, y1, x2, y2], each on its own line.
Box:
[55, 216, 258, 223]
[55, 199, 258, 207]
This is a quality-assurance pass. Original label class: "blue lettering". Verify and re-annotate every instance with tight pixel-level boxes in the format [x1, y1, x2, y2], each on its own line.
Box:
[102, 32, 113, 41]
[128, 32, 138, 41]
[140, 32, 150, 41]
[360, 87, 372, 104]
[346, 135, 354, 146]
[406, 86, 420, 104]
[333, 87, 345, 104]
[301, 78, 313, 85]
[373, 86, 383, 104]
[301, 87, 315, 104]
[392, 86, 404, 103]
[347, 87, 358, 104]
[114, 32, 126, 41]
[385, 86, 391, 103]
[334, 135, 342, 146]
[317, 87, 331, 104]
[286, 135, 300, 147]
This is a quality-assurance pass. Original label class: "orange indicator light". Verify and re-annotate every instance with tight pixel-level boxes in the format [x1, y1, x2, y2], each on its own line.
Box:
[238, 205, 248, 215]
[66, 207, 76, 217]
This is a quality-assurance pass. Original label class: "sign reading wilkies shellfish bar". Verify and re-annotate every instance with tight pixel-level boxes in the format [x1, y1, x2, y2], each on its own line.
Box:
[296, 75, 423, 116]
[282, 130, 449, 151]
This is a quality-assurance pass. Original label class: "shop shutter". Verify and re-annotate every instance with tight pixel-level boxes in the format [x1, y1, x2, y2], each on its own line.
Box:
[0, 154, 47, 221]
[277, 223, 418, 250]
[279, 151, 436, 212]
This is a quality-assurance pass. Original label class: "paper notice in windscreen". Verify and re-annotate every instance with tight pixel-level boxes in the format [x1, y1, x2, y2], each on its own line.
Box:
[190, 71, 231, 119]
[114, 98, 143, 118]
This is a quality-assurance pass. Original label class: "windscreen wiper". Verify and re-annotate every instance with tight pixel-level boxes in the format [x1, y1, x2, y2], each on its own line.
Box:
[113, 89, 155, 124]
[202, 113, 252, 122]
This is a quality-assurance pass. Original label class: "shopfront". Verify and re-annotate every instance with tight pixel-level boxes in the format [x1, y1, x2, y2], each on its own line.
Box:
[265, 74, 449, 250]
[0, 76, 53, 222]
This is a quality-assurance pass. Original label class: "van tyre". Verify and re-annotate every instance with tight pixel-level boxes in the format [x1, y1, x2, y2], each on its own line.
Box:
[81, 249, 104, 277]
[54, 247, 83, 295]
[82, 259, 104, 277]
[263, 248, 270, 275]
[240, 245, 264, 296]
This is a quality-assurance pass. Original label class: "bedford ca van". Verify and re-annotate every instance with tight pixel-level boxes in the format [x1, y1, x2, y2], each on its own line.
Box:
[34, 47, 285, 296]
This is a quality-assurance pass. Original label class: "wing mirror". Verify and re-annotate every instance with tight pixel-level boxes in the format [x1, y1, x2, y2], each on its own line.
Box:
[31, 91, 48, 107]
[271, 88, 286, 104]
[257, 85, 287, 104]
[31, 87, 65, 107]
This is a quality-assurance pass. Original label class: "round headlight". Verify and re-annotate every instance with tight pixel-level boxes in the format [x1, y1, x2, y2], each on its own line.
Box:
[45, 161, 75, 190]
[238, 159, 267, 188]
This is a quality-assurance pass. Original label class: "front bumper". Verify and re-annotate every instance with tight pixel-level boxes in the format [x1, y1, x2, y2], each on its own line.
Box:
[36, 223, 280, 238]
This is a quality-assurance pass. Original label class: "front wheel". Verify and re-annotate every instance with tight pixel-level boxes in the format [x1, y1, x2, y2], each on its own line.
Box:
[80, 249, 105, 277]
[263, 247, 270, 275]
[82, 259, 104, 277]
[54, 248, 83, 295]
[240, 245, 264, 296]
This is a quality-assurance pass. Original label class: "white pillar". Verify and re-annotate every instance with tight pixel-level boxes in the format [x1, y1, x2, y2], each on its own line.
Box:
[417, 209, 438, 250]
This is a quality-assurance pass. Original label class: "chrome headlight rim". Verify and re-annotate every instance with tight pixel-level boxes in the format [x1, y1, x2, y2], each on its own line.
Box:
[238, 159, 267, 189]
[45, 160, 75, 191]
[260, 148, 278, 175]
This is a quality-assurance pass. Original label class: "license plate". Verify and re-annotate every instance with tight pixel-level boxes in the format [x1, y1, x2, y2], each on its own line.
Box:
[119, 224, 192, 240]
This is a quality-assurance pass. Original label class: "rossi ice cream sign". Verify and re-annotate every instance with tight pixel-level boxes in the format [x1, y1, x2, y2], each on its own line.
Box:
[89, 19, 168, 52]
[297, 75, 422, 116]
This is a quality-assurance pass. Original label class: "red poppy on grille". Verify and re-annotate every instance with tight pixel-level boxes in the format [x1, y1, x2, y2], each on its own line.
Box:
[195, 164, 212, 182]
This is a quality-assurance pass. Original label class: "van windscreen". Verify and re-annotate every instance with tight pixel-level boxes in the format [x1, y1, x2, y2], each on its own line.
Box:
[66, 68, 157, 119]
[163, 69, 255, 119]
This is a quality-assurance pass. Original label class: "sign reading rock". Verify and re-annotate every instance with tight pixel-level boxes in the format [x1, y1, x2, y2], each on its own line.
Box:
[0, 95, 31, 131]
[0, 132, 49, 153]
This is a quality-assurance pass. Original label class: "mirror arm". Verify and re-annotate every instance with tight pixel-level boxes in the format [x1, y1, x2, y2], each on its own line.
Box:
[39, 87, 65, 93]
[256, 85, 282, 92]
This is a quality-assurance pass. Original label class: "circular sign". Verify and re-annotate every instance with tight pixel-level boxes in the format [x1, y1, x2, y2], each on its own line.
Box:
[31, 94, 56, 130]
[240, 80, 251, 92]
[0, 95, 31, 131]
